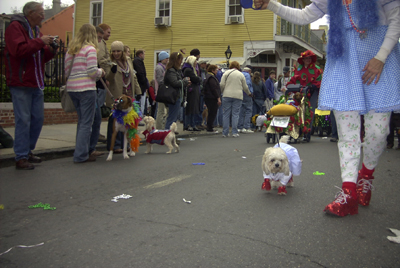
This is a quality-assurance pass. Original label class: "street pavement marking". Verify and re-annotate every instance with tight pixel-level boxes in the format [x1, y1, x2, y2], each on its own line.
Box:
[143, 175, 192, 189]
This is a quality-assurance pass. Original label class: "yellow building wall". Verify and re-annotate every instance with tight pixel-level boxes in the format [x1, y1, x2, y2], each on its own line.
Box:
[74, 0, 275, 73]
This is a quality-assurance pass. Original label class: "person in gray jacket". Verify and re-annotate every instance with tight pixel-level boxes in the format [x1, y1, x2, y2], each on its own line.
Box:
[155, 51, 169, 129]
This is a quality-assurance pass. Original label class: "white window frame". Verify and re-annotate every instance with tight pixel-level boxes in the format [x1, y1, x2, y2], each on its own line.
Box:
[89, 0, 103, 26]
[154, 49, 171, 75]
[155, 0, 172, 27]
[225, 0, 244, 24]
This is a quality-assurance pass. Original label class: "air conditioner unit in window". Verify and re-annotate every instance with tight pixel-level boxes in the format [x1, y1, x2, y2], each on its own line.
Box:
[229, 16, 241, 23]
[155, 17, 168, 26]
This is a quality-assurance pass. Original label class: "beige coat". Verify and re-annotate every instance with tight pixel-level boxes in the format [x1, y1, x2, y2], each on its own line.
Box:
[220, 69, 251, 100]
[97, 39, 111, 76]
[105, 59, 141, 107]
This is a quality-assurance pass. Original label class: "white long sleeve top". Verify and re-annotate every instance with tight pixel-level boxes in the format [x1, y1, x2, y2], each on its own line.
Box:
[267, 0, 400, 63]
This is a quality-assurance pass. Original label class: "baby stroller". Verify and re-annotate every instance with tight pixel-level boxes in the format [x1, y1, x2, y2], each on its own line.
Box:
[265, 84, 313, 144]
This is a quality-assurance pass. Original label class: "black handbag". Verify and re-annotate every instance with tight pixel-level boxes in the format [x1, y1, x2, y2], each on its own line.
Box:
[155, 83, 178, 105]
[100, 105, 111, 118]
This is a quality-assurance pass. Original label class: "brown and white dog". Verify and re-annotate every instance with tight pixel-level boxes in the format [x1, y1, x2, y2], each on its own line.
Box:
[141, 116, 179, 154]
[106, 95, 139, 161]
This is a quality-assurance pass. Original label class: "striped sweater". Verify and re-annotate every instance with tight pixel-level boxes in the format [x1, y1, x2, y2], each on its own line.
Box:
[65, 45, 102, 92]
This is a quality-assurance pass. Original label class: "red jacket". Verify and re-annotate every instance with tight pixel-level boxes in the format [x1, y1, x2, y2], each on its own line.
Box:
[4, 15, 55, 88]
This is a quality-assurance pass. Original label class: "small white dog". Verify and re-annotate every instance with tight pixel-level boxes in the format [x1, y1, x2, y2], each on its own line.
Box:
[261, 135, 302, 195]
[256, 114, 268, 132]
[141, 116, 179, 154]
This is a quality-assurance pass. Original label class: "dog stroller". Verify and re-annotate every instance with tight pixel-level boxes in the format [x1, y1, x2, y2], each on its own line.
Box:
[264, 85, 313, 144]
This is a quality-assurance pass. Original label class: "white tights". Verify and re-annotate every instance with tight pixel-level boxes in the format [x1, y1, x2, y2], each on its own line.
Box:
[335, 110, 390, 183]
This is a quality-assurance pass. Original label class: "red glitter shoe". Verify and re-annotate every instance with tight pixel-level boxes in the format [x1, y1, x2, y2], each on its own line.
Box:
[277, 186, 287, 195]
[261, 179, 271, 191]
[356, 172, 374, 206]
[324, 187, 358, 217]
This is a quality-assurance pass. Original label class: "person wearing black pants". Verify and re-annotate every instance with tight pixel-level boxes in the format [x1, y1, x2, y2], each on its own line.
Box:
[203, 64, 221, 132]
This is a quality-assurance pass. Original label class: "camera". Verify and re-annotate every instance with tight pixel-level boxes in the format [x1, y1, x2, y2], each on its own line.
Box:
[50, 35, 59, 49]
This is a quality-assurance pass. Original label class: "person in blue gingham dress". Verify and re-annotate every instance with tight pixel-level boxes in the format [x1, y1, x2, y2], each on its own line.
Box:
[252, 0, 400, 217]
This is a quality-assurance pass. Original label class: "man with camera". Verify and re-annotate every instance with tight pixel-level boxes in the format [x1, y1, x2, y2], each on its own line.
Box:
[5, 1, 59, 170]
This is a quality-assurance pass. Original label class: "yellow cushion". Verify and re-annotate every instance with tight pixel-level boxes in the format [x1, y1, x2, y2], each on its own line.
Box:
[315, 109, 331, 116]
[267, 104, 298, 116]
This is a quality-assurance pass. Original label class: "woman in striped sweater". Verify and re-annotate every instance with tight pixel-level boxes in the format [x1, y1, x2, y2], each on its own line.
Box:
[65, 24, 105, 163]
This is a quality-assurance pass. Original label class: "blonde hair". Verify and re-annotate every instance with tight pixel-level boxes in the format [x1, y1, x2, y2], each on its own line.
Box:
[186, 56, 197, 76]
[68, 24, 98, 55]
[150, 79, 155, 88]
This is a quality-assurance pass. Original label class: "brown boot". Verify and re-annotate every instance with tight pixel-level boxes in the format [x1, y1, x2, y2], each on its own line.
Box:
[16, 159, 35, 170]
[74, 154, 96, 164]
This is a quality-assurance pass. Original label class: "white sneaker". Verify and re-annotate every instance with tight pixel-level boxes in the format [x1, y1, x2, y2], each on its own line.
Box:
[232, 134, 240, 138]
[238, 129, 242, 133]
[245, 129, 254, 133]
[241, 128, 246, 133]
[222, 134, 228, 138]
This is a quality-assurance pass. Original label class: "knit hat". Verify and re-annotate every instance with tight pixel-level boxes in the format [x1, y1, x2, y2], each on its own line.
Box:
[111, 41, 124, 51]
[297, 50, 317, 65]
[158, 51, 169, 61]
[283, 66, 290, 73]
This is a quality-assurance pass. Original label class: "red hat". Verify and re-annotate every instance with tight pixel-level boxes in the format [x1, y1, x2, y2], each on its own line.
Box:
[298, 50, 317, 65]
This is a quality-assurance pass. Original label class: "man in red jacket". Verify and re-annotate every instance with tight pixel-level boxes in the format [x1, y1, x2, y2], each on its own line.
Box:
[5, 1, 58, 170]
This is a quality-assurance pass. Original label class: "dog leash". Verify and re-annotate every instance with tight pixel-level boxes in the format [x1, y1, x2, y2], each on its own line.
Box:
[99, 78, 114, 101]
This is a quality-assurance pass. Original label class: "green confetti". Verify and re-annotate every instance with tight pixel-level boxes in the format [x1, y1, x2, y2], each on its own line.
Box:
[313, 171, 325, 175]
[28, 202, 56, 210]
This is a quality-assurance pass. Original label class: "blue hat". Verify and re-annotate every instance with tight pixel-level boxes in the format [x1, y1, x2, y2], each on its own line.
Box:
[158, 51, 169, 61]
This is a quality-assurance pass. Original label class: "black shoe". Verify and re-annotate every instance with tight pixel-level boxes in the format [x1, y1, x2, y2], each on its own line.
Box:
[330, 138, 338, 142]
[192, 127, 201, 131]
[16, 159, 34, 170]
[28, 153, 42, 163]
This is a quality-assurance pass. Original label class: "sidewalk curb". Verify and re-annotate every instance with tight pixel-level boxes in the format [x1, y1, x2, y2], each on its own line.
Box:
[0, 132, 220, 168]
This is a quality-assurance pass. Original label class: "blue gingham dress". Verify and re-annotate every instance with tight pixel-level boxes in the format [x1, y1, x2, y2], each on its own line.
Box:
[318, 2, 400, 114]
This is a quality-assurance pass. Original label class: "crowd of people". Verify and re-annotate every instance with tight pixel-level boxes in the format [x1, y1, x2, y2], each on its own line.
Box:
[2, 0, 400, 223]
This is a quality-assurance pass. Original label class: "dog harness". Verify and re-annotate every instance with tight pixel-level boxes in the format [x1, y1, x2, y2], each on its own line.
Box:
[263, 171, 293, 186]
[142, 128, 171, 145]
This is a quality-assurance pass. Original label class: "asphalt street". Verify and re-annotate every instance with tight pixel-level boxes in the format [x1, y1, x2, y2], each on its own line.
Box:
[1, 132, 399, 267]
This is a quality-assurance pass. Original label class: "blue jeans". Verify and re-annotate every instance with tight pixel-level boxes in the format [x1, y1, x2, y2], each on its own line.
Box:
[222, 97, 242, 136]
[89, 90, 102, 154]
[253, 98, 265, 115]
[165, 97, 182, 130]
[69, 90, 96, 162]
[214, 101, 223, 127]
[238, 94, 253, 130]
[97, 88, 106, 107]
[185, 114, 196, 128]
[10, 87, 44, 161]
[194, 95, 204, 126]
